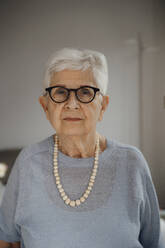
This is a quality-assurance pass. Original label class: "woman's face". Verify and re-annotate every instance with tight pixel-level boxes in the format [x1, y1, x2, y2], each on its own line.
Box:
[39, 69, 109, 137]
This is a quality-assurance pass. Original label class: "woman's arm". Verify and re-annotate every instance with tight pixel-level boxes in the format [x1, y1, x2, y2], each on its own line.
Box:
[0, 241, 20, 248]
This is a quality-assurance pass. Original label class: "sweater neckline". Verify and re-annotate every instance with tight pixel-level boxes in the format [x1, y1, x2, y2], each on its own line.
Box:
[49, 133, 114, 164]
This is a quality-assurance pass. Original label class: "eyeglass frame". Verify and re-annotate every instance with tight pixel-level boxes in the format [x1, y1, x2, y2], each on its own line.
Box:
[44, 84, 103, 103]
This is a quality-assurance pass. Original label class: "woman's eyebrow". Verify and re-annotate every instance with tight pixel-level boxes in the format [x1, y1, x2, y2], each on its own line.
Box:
[53, 82, 93, 87]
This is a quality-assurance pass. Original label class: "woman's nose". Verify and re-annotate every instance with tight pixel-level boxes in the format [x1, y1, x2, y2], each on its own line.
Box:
[65, 91, 80, 109]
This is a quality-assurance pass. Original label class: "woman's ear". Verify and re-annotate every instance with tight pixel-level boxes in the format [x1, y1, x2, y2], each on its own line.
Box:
[98, 95, 109, 121]
[38, 96, 50, 120]
[38, 96, 48, 113]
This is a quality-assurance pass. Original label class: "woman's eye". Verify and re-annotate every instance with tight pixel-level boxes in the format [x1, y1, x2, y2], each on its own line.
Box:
[56, 89, 65, 94]
[58, 91, 65, 94]
[82, 89, 90, 95]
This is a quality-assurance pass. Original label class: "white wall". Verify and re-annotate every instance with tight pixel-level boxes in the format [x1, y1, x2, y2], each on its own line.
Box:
[0, 0, 164, 206]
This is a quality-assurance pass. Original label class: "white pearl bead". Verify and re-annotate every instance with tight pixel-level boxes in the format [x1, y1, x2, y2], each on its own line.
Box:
[88, 186, 92, 191]
[75, 199, 81, 206]
[65, 198, 71, 205]
[89, 182, 94, 186]
[61, 191, 65, 197]
[57, 184, 62, 189]
[80, 197, 85, 203]
[84, 193, 89, 199]
[70, 201, 76, 207]
[86, 189, 90, 194]
[63, 195, 68, 200]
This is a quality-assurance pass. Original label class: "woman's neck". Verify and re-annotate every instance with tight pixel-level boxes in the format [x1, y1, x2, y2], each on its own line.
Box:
[54, 132, 106, 158]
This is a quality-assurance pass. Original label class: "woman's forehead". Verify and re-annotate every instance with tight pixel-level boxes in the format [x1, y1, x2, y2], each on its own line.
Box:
[50, 69, 97, 87]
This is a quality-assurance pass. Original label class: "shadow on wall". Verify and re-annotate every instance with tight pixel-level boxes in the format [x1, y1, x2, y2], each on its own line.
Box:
[0, 149, 22, 185]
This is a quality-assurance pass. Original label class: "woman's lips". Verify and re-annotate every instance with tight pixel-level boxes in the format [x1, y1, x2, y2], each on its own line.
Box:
[64, 118, 82, 121]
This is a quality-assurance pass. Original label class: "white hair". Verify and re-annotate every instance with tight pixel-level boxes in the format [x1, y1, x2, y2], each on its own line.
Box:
[42, 47, 109, 95]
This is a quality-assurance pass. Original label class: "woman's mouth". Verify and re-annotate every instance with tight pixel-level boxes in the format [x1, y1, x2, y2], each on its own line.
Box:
[64, 118, 82, 121]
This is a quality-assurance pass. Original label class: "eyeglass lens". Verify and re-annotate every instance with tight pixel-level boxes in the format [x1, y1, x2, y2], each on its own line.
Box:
[50, 87, 95, 103]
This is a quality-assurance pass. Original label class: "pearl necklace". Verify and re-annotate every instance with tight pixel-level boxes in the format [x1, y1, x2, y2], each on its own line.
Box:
[53, 133, 100, 207]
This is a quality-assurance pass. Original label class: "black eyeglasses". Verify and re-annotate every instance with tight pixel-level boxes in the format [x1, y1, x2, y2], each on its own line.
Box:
[45, 85, 102, 103]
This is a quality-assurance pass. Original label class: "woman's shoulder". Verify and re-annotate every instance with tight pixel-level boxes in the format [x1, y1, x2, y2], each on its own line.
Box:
[15, 134, 52, 163]
[107, 137, 143, 157]
[107, 137, 151, 176]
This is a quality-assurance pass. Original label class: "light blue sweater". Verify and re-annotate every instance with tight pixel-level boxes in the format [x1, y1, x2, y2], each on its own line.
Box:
[0, 134, 164, 248]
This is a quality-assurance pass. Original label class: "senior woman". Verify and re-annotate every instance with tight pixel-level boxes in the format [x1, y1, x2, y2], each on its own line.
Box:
[0, 48, 164, 248]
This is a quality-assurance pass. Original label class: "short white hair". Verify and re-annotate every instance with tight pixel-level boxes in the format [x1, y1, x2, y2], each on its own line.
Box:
[42, 47, 109, 95]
